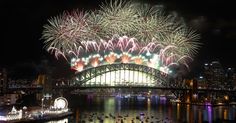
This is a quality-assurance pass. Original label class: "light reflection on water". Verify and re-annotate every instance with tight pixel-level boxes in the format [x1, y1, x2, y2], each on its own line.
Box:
[47, 96, 236, 123]
[46, 118, 68, 123]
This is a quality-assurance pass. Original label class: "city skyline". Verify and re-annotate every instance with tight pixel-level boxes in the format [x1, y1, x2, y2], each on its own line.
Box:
[1, 0, 236, 74]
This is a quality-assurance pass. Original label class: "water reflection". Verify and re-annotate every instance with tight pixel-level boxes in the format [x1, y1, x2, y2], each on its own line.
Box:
[198, 108, 202, 123]
[224, 108, 228, 120]
[75, 109, 79, 123]
[47, 96, 236, 123]
[104, 98, 115, 114]
[46, 118, 68, 123]
[207, 105, 212, 123]
[176, 103, 180, 120]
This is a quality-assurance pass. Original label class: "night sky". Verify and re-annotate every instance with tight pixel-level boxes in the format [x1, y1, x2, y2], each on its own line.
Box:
[1, 0, 236, 77]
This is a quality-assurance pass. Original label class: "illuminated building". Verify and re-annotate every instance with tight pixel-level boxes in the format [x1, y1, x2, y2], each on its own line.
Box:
[0, 68, 22, 106]
[233, 73, 236, 89]
[225, 67, 234, 89]
[36, 74, 53, 103]
[0, 68, 7, 95]
[204, 61, 224, 89]
[196, 75, 207, 89]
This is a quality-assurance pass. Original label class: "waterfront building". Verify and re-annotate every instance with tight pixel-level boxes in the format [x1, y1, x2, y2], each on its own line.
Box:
[233, 73, 236, 89]
[196, 75, 207, 89]
[0, 94, 20, 106]
[225, 67, 235, 89]
[0, 68, 20, 106]
[203, 61, 224, 89]
[0, 68, 8, 95]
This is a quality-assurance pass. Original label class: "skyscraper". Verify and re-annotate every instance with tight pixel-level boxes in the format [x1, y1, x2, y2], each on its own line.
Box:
[204, 61, 224, 89]
[0, 68, 8, 94]
[225, 67, 234, 89]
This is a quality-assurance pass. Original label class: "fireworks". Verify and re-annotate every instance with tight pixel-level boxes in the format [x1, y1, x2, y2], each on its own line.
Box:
[98, 0, 139, 37]
[42, 0, 200, 73]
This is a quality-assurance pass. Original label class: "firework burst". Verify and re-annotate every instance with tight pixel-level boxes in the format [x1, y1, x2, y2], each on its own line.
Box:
[42, 0, 200, 73]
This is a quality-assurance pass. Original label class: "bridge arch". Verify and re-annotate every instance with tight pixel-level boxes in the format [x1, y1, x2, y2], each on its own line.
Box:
[73, 63, 171, 87]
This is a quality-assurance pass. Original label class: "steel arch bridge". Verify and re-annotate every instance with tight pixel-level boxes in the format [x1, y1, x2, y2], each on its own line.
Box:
[72, 63, 171, 88]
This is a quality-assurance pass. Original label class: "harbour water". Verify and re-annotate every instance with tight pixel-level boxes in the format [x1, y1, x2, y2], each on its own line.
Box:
[44, 95, 236, 123]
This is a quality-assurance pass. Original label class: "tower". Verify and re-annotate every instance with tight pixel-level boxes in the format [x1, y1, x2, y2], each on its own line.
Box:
[204, 61, 224, 89]
[0, 68, 8, 94]
[225, 67, 234, 89]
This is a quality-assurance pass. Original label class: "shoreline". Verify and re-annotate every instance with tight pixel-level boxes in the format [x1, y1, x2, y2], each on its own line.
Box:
[0, 110, 73, 123]
[14, 111, 73, 123]
[0, 106, 73, 123]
